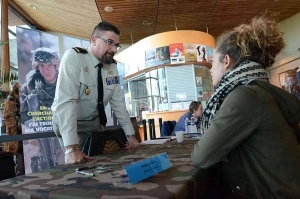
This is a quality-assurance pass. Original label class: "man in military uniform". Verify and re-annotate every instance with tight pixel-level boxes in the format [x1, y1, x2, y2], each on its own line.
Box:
[20, 47, 60, 125]
[51, 21, 139, 164]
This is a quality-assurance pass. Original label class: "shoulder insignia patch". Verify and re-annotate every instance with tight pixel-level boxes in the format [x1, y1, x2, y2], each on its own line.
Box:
[72, 47, 88, 54]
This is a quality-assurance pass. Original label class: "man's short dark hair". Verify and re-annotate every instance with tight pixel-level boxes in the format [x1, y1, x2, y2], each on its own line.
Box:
[189, 101, 202, 113]
[92, 21, 120, 36]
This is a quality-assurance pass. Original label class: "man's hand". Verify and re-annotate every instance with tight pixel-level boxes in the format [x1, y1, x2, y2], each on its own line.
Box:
[125, 135, 140, 149]
[65, 148, 93, 164]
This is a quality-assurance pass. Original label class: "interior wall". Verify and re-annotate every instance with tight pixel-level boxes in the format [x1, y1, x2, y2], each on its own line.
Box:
[276, 12, 300, 62]
[268, 12, 300, 87]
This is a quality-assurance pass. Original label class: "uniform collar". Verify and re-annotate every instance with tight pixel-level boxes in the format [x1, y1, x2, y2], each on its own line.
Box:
[87, 46, 101, 67]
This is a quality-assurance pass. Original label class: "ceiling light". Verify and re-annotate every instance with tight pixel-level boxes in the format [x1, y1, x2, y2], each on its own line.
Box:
[104, 6, 113, 12]
[27, 4, 37, 10]
[143, 20, 153, 25]
[271, 11, 280, 16]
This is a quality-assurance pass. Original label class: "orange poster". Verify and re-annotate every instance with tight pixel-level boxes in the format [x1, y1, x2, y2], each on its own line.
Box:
[169, 43, 185, 64]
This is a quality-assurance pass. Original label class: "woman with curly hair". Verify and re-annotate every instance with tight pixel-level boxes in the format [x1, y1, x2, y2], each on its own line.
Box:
[192, 17, 300, 198]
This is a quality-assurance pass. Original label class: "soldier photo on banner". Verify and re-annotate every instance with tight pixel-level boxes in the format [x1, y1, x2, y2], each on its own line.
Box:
[17, 27, 64, 174]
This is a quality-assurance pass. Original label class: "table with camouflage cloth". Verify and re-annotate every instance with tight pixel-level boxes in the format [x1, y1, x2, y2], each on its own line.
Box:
[0, 139, 211, 199]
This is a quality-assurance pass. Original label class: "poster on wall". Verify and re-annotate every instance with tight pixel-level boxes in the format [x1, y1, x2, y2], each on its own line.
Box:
[171, 101, 192, 110]
[206, 46, 213, 63]
[145, 48, 157, 67]
[169, 43, 185, 64]
[196, 77, 202, 86]
[17, 27, 64, 174]
[197, 87, 203, 97]
[156, 46, 170, 65]
[278, 68, 300, 99]
[175, 92, 187, 101]
[195, 45, 208, 62]
[184, 44, 197, 62]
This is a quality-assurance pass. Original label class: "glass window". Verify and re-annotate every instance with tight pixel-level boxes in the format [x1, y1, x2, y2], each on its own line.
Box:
[125, 67, 168, 118]
[124, 75, 147, 118]
[6, 7, 33, 86]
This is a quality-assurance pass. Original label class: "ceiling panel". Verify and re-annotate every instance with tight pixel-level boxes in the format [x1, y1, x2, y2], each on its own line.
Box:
[9, 0, 300, 44]
[11, 0, 101, 39]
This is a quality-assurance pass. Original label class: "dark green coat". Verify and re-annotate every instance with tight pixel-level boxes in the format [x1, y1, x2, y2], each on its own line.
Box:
[192, 79, 300, 198]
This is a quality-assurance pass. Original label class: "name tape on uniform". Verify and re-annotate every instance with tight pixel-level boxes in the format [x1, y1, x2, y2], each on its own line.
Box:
[106, 76, 119, 85]
[124, 152, 172, 184]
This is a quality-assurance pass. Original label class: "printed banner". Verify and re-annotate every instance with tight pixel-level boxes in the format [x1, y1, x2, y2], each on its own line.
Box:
[155, 46, 170, 65]
[17, 27, 64, 174]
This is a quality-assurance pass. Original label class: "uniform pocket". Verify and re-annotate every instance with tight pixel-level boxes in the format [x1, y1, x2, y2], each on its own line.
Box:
[79, 73, 95, 101]
[104, 83, 114, 90]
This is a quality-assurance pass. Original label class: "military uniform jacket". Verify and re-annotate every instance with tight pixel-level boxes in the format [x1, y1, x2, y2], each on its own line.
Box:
[51, 46, 134, 146]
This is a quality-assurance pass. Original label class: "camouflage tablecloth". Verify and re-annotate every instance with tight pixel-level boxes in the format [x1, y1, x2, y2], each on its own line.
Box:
[0, 139, 211, 199]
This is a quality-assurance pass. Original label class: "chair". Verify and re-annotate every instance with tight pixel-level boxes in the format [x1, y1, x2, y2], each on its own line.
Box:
[82, 128, 127, 156]
[161, 121, 177, 136]
[141, 119, 158, 140]
[142, 118, 175, 140]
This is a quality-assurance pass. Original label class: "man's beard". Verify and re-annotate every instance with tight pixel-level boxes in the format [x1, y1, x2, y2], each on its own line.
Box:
[102, 52, 115, 64]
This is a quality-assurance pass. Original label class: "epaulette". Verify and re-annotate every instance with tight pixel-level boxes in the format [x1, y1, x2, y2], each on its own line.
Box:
[72, 47, 88, 54]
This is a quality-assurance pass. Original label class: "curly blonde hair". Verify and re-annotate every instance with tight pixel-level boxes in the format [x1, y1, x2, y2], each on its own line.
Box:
[216, 17, 285, 68]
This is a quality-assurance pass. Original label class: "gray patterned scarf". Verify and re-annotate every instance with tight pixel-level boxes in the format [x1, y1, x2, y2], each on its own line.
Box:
[200, 60, 268, 134]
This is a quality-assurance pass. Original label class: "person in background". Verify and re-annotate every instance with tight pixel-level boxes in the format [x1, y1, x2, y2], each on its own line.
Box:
[191, 17, 300, 198]
[172, 101, 203, 134]
[51, 21, 139, 164]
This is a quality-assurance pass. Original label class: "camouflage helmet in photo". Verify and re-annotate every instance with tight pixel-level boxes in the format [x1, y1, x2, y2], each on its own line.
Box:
[31, 47, 60, 70]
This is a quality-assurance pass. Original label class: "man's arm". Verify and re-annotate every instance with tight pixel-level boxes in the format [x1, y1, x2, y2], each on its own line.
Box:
[191, 86, 262, 169]
[52, 49, 81, 147]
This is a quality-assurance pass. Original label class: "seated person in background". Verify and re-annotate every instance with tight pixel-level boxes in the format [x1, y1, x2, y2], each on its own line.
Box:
[172, 101, 203, 134]
[192, 17, 300, 198]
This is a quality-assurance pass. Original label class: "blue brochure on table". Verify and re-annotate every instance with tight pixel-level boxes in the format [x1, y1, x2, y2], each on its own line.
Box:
[124, 152, 172, 184]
